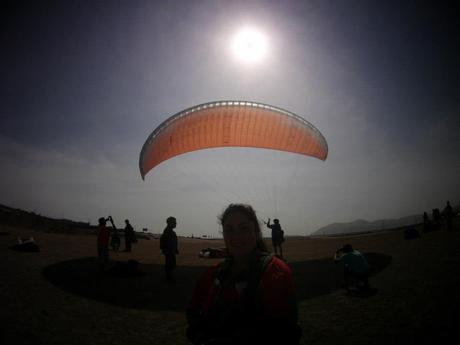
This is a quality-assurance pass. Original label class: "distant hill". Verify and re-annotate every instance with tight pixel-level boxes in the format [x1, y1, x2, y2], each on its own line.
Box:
[312, 204, 459, 236]
[0, 203, 92, 232]
[0, 203, 150, 238]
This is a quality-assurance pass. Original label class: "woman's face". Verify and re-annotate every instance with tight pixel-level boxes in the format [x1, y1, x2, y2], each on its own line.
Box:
[222, 211, 258, 258]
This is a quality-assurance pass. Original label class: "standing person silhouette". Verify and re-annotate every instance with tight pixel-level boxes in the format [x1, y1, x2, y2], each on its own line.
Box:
[186, 204, 301, 345]
[432, 208, 441, 230]
[160, 216, 178, 282]
[423, 212, 431, 232]
[444, 201, 453, 231]
[96, 217, 111, 272]
[265, 218, 284, 258]
[124, 219, 135, 252]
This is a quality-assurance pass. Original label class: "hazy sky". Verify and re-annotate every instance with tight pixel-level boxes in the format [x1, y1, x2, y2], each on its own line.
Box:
[1, 0, 459, 236]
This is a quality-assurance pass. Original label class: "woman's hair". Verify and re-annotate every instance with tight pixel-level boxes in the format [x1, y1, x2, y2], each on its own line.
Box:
[218, 203, 267, 252]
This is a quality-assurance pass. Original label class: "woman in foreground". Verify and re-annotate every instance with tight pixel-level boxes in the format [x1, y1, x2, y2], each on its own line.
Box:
[186, 204, 301, 345]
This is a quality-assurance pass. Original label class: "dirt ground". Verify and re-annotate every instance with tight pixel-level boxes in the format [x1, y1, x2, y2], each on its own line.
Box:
[1, 220, 459, 345]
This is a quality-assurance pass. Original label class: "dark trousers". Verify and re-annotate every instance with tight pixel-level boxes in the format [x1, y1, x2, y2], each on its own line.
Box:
[272, 240, 283, 257]
[164, 254, 176, 280]
[97, 245, 109, 271]
[344, 268, 369, 289]
[125, 239, 132, 252]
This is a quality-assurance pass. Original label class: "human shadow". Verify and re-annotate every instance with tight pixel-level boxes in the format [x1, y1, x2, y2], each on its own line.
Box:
[42, 252, 391, 311]
[42, 258, 202, 311]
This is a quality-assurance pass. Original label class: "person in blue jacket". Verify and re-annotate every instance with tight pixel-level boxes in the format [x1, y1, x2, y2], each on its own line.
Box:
[334, 244, 370, 291]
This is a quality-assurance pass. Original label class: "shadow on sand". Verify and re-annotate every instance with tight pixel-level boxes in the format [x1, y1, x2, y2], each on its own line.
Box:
[42, 253, 391, 312]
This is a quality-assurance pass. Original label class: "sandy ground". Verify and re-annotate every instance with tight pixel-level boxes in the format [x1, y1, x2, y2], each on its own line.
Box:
[1, 221, 459, 345]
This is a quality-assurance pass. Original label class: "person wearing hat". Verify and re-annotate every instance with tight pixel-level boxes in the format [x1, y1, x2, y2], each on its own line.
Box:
[334, 244, 370, 292]
[160, 216, 179, 282]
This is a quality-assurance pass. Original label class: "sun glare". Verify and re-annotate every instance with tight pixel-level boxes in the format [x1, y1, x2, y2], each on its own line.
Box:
[231, 28, 268, 64]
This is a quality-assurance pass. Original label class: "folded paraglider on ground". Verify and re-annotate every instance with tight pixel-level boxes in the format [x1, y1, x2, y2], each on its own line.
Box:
[199, 247, 227, 259]
[10, 237, 40, 252]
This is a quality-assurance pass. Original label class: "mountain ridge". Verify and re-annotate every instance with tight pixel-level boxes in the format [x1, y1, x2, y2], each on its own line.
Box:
[311, 204, 459, 236]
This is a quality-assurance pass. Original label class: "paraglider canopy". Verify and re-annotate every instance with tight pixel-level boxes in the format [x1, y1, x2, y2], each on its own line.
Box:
[139, 101, 328, 180]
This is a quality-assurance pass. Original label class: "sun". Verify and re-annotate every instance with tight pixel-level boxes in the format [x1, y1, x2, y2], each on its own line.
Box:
[231, 28, 268, 64]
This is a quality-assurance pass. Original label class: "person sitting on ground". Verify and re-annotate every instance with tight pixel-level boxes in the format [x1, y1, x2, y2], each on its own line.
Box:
[334, 244, 370, 292]
[186, 204, 301, 345]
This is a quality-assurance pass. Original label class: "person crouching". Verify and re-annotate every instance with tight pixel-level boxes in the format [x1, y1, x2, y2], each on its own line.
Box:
[334, 244, 370, 292]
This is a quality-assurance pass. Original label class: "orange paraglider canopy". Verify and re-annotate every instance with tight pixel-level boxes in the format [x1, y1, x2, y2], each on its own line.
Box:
[139, 101, 328, 179]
